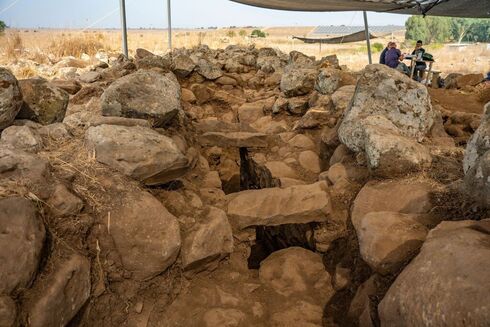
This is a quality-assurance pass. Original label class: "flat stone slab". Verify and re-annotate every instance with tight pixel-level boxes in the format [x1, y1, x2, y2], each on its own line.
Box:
[227, 182, 332, 229]
[200, 132, 271, 148]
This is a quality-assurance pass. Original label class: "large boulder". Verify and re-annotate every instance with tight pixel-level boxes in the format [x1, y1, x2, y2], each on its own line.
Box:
[227, 182, 332, 229]
[351, 179, 434, 230]
[172, 54, 196, 77]
[26, 254, 91, 327]
[338, 64, 434, 152]
[0, 146, 53, 199]
[86, 125, 189, 185]
[379, 219, 490, 327]
[463, 102, 490, 207]
[355, 211, 428, 274]
[0, 68, 23, 130]
[17, 78, 69, 125]
[0, 197, 45, 295]
[362, 115, 432, 177]
[1, 125, 43, 153]
[315, 68, 341, 95]
[181, 207, 233, 271]
[280, 68, 317, 98]
[108, 190, 181, 280]
[196, 58, 223, 80]
[101, 70, 182, 127]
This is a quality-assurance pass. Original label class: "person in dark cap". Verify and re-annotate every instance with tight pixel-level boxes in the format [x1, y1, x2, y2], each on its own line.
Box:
[411, 40, 427, 81]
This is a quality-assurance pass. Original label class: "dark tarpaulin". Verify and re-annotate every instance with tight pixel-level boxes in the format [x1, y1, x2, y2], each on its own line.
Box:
[230, 0, 490, 18]
[293, 30, 378, 44]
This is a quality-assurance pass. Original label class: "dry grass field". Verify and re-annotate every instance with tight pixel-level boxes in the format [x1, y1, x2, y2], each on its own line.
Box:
[1, 27, 489, 75]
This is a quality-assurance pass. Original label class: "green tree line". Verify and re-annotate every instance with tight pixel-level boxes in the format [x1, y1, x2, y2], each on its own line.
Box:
[405, 16, 490, 43]
[0, 20, 7, 33]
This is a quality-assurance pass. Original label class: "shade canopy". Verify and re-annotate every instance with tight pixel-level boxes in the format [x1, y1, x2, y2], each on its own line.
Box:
[293, 30, 378, 44]
[230, 0, 490, 18]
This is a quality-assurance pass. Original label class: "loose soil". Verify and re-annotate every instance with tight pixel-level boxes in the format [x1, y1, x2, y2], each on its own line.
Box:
[429, 88, 486, 114]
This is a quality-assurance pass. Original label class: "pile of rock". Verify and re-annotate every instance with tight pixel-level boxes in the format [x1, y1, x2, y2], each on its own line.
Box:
[0, 44, 488, 327]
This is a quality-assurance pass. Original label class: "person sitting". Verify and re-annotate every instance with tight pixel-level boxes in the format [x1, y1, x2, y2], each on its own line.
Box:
[379, 42, 390, 65]
[411, 40, 427, 81]
[385, 42, 410, 75]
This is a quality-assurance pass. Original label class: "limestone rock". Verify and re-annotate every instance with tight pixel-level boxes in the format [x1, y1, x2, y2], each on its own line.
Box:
[38, 122, 72, 141]
[351, 179, 433, 230]
[200, 131, 270, 148]
[78, 70, 101, 83]
[338, 64, 434, 152]
[298, 150, 321, 173]
[294, 108, 333, 130]
[0, 68, 23, 130]
[181, 207, 233, 271]
[108, 190, 181, 280]
[315, 68, 341, 95]
[356, 211, 428, 274]
[331, 85, 355, 113]
[288, 134, 315, 149]
[379, 219, 490, 327]
[463, 103, 490, 207]
[251, 116, 288, 135]
[0, 197, 45, 295]
[135, 54, 172, 71]
[265, 161, 299, 179]
[101, 70, 182, 127]
[86, 125, 189, 185]
[0, 146, 53, 199]
[18, 78, 69, 125]
[238, 102, 265, 124]
[172, 54, 196, 78]
[227, 182, 332, 229]
[196, 58, 223, 80]
[49, 79, 81, 95]
[27, 254, 91, 327]
[0, 125, 43, 152]
[363, 116, 432, 177]
[280, 68, 317, 97]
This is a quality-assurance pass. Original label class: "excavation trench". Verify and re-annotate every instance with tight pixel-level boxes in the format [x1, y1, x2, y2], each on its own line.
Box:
[237, 147, 318, 269]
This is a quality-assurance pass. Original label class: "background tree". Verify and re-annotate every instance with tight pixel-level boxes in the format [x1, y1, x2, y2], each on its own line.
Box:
[405, 16, 428, 43]
[464, 19, 490, 42]
[451, 18, 474, 43]
[405, 16, 490, 44]
[251, 29, 266, 38]
[425, 17, 451, 43]
[0, 20, 7, 34]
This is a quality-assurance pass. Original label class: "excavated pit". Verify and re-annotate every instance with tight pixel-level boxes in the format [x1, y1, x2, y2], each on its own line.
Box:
[237, 148, 319, 269]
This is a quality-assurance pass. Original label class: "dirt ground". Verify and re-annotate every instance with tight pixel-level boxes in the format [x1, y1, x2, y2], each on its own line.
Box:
[429, 88, 487, 114]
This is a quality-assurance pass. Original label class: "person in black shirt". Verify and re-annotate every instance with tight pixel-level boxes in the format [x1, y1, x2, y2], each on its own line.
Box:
[379, 42, 390, 65]
[412, 40, 427, 81]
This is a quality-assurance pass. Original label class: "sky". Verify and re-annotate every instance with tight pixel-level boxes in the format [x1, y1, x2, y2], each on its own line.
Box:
[0, 0, 409, 29]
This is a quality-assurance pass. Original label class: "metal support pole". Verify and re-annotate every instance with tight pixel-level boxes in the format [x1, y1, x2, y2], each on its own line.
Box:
[119, 0, 128, 58]
[167, 0, 172, 51]
[363, 11, 372, 65]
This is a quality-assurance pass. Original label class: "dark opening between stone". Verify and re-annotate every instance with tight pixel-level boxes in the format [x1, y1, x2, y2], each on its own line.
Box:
[247, 223, 317, 269]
